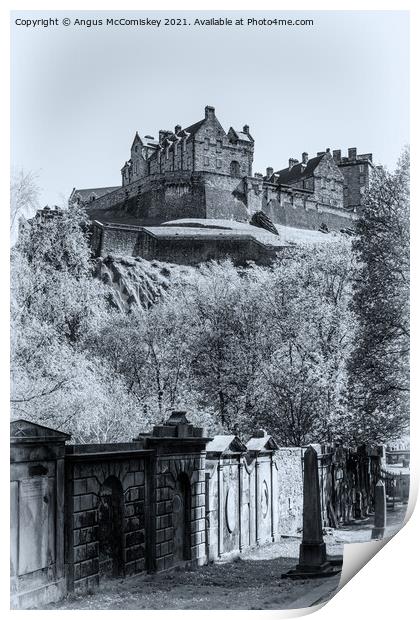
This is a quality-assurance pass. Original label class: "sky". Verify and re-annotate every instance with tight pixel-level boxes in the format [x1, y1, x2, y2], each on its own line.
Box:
[11, 10, 409, 207]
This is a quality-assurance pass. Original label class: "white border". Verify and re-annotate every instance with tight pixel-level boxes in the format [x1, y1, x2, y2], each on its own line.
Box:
[2, 2, 418, 619]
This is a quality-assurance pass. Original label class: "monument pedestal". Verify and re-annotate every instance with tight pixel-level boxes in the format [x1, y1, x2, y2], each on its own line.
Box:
[282, 447, 343, 580]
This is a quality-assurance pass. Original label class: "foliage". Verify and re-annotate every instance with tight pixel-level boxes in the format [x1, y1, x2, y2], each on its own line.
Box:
[11, 151, 409, 446]
[347, 148, 410, 444]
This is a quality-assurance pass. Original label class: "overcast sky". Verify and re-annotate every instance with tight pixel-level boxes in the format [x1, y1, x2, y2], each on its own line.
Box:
[11, 10, 409, 207]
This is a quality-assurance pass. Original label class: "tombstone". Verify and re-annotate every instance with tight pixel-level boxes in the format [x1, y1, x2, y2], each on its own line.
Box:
[282, 446, 342, 579]
[371, 480, 386, 540]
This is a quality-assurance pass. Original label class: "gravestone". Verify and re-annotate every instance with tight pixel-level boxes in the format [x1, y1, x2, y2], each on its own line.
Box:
[283, 446, 342, 579]
[371, 480, 386, 539]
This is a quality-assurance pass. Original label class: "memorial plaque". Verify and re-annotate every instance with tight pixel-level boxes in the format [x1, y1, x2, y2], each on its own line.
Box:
[261, 480, 269, 518]
[18, 477, 49, 575]
[225, 487, 236, 533]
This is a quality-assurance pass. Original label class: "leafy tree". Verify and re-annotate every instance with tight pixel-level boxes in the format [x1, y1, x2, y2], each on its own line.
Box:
[10, 169, 40, 241]
[255, 244, 355, 445]
[347, 148, 409, 444]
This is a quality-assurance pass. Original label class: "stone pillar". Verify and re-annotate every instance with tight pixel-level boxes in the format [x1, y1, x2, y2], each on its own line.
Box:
[299, 447, 326, 569]
[270, 455, 277, 542]
[371, 480, 386, 540]
[217, 461, 224, 558]
[238, 461, 243, 552]
[255, 460, 260, 546]
[283, 446, 342, 579]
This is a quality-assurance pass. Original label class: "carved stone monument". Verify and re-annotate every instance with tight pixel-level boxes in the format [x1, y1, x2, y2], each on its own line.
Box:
[371, 479, 386, 539]
[283, 446, 342, 579]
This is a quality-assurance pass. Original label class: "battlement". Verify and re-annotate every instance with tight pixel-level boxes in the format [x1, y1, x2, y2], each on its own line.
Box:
[69, 107, 376, 262]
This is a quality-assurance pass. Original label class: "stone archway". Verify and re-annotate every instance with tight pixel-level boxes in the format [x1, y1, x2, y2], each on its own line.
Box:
[98, 476, 124, 578]
[172, 472, 191, 564]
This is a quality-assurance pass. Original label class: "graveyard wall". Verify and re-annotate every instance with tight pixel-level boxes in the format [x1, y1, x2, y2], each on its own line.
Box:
[10, 421, 70, 609]
[10, 418, 391, 608]
[64, 444, 151, 594]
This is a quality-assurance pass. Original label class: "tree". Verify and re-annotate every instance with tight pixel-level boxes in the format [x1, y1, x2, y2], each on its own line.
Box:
[347, 148, 409, 445]
[10, 202, 112, 435]
[10, 169, 40, 241]
[256, 244, 356, 445]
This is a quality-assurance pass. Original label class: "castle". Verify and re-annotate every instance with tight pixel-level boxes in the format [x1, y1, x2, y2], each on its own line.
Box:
[69, 106, 374, 264]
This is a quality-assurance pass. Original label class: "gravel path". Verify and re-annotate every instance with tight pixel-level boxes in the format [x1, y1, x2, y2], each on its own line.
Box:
[45, 505, 406, 610]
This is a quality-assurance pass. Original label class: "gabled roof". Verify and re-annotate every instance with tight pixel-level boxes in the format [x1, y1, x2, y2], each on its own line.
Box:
[131, 131, 143, 149]
[228, 127, 254, 143]
[71, 186, 119, 201]
[181, 118, 206, 138]
[275, 154, 324, 185]
[10, 419, 71, 441]
[206, 434, 247, 455]
[246, 432, 279, 453]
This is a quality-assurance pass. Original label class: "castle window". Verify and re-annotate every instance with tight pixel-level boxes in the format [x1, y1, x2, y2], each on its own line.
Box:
[359, 175, 365, 185]
[204, 138, 210, 151]
[216, 158, 222, 169]
[204, 156, 210, 166]
[321, 178, 326, 189]
[331, 180, 336, 191]
[230, 160, 241, 176]
[216, 140, 222, 153]
[359, 164, 364, 173]
[344, 188, 349, 197]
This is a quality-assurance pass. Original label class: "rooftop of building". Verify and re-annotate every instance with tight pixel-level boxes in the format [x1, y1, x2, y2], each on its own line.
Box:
[274, 154, 325, 185]
[70, 186, 120, 201]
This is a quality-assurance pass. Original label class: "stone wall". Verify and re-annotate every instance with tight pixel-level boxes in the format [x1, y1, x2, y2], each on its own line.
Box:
[10, 416, 387, 608]
[275, 448, 304, 536]
[262, 189, 357, 232]
[136, 231, 280, 266]
[10, 420, 70, 609]
[65, 444, 150, 593]
[333, 148, 374, 210]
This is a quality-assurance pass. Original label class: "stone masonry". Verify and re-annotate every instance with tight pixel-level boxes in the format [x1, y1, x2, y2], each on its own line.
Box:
[68, 106, 373, 263]
[10, 414, 385, 608]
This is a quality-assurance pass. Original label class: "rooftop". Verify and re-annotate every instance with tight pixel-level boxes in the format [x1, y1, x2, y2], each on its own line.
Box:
[274, 154, 325, 185]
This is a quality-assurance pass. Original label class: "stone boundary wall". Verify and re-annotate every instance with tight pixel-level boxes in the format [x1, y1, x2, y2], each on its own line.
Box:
[10, 416, 386, 608]
[65, 445, 151, 593]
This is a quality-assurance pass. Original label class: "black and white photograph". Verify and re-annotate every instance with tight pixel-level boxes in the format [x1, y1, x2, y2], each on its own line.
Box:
[9, 8, 410, 612]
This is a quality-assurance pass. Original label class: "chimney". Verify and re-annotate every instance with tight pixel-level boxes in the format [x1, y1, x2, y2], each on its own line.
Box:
[243, 124, 250, 134]
[348, 147, 357, 160]
[174, 125, 182, 134]
[205, 105, 215, 120]
[333, 149, 342, 162]
[289, 158, 298, 170]
[302, 152, 309, 165]
[266, 167, 274, 179]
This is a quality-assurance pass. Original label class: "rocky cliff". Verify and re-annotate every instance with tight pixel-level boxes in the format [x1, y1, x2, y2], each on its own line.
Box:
[93, 255, 194, 312]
